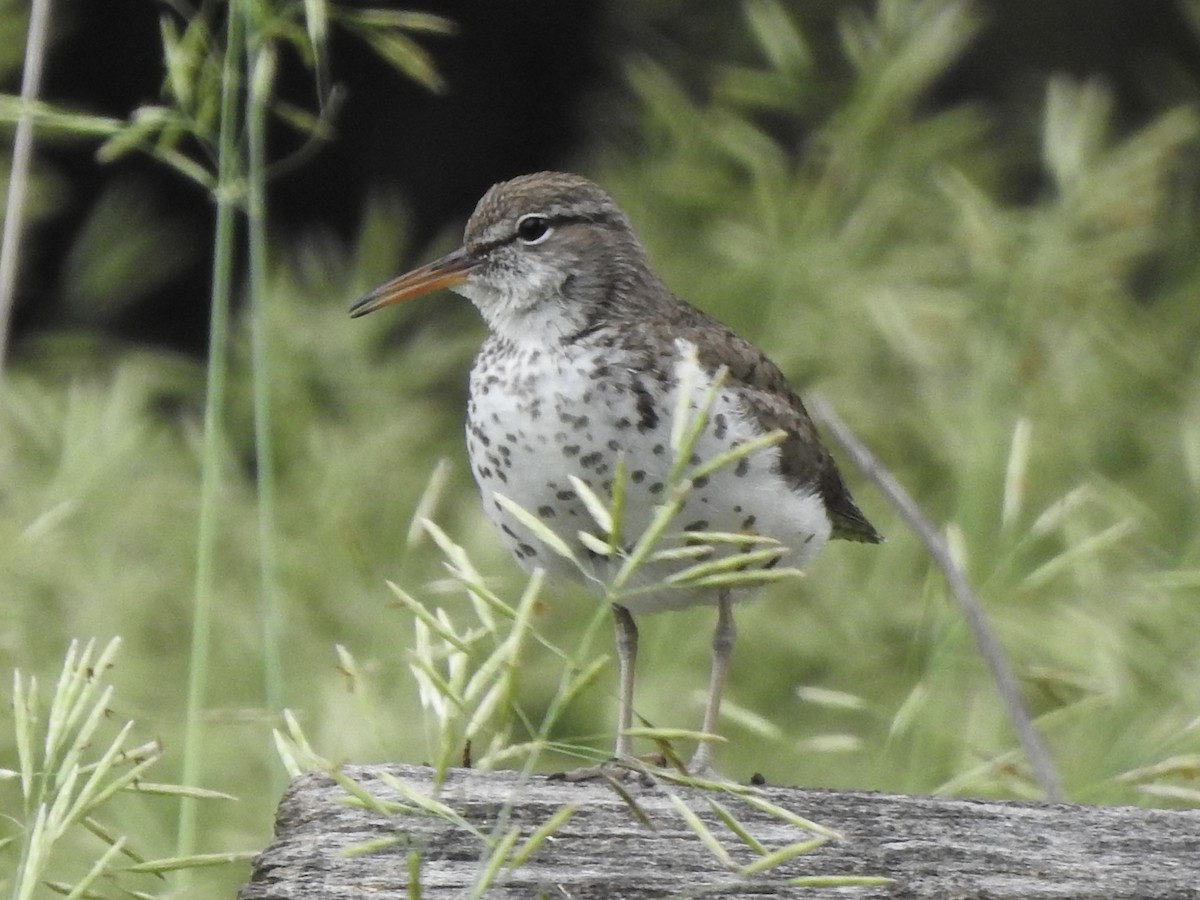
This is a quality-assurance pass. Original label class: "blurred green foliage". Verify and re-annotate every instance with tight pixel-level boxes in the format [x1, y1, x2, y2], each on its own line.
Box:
[3, 0, 1200, 896]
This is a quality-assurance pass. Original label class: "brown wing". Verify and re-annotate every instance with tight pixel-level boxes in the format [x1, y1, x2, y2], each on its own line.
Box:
[668, 305, 883, 545]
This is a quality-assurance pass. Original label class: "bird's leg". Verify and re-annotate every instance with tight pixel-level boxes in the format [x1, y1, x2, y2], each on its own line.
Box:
[551, 605, 643, 782]
[612, 604, 638, 760]
[689, 589, 735, 776]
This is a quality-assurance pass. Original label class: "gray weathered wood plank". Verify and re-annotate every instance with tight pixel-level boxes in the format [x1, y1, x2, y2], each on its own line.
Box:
[239, 763, 1200, 899]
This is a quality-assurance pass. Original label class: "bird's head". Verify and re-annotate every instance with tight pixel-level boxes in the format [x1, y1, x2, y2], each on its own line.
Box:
[350, 172, 657, 342]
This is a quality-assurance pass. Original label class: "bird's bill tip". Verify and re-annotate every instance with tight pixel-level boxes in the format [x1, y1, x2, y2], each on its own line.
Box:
[349, 248, 475, 318]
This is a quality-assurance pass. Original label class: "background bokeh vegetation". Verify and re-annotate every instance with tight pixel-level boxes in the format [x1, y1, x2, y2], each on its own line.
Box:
[3, 0, 1200, 896]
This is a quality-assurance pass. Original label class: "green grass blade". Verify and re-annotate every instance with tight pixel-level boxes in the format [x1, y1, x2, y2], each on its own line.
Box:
[492, 493, 577, 562]
[126, 850, 259, 873]
[667, 793, 735, 870]
[737, 835, 829, 876]
[468, 825, 520, 899]
[705, 797, 768, 855]
[504, 804, 578, 870]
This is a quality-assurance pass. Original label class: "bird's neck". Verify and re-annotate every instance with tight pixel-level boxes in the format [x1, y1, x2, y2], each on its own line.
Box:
[461, 259, 668, 349]
[465, 290, 592, 348]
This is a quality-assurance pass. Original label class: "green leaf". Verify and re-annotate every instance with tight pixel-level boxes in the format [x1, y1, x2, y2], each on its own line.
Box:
[505, 804, 578, 870]
[787, 875, 895, 887]
[577, 529, 615, 557]
[492, 494, 577, 562]
[567, 474, 613, 535]
[342, 10, 456, 34]
[705, 798, 767, 856]
[0, 95, 123, 135]
[743, 0, 811, 76]
[469, 825, 520, 899]
[738, 794, 841, 840]
[668, 793, 735, 870]
[126, 782, 236, 801]
[737, 836, 829, 876]
[663, 547, 786, 585]
[125, 850, 259, 873]
[363, 31, 447, 93]
[387, 581, 473, 653]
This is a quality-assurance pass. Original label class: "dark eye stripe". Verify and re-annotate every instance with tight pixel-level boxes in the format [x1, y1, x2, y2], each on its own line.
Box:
[472, 212, 618, 256]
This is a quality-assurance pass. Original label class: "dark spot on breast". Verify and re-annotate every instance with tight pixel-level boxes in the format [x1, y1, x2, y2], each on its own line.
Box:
[607, 439, 621, 451]
[648, 482, 664, 495]
[517, 542, 537, 558]
[537, 505, 556, 518]
[580, 452, 603, 468]
[631, 470, 646, 483]
[735, 458, 750, 477]
[741, 515, 757, 530]
[684, 519, 710, 532]
[632, 380, 660, 433]
[563, 445, 581, 457]
[713, 413, 728, 440]
[693, 475, 710, 489]
[556, 490, 577, 501]
[652, 444, 665, 456]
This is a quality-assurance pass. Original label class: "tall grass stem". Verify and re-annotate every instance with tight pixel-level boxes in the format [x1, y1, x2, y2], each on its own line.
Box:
[807, 394, 1065, 802]
[178, 0, 245, 864]
[0, 0, 52, 376]
[247, 29, 286, 730]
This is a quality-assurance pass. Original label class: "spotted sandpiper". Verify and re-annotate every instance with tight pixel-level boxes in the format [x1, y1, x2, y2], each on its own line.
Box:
[351, 171, 881, 776]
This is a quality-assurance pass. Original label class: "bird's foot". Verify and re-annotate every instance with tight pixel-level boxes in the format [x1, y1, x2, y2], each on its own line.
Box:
[550, 753, 666, 785]
[683, 761, 720, 781]
[671, 762, 737, 787]
[684, 747, 720, 782]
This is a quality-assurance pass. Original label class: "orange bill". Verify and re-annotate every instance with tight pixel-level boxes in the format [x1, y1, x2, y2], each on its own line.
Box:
[349, 247, 476, 318]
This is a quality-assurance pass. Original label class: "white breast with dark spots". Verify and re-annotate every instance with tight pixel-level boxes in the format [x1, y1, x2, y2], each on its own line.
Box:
[465, 336, 831, 613]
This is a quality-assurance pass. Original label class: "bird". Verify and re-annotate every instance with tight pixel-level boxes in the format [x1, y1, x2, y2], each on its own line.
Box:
[350, 171, 881, 777]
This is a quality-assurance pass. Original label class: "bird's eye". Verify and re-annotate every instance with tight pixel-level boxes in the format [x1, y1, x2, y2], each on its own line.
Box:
[516, 214, 553, 245]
